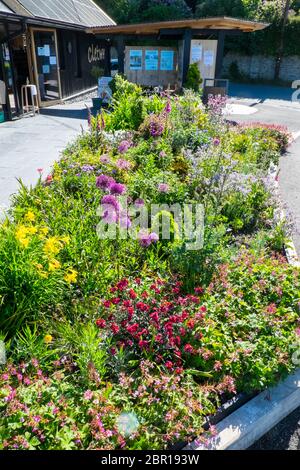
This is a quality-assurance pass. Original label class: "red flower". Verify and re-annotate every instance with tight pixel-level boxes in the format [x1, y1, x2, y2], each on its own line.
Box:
[199, 305, 207, 313]
[195, 287, 204, 295]
[138, 339, 149, 349]
[186, 319, 195, 329]
[150, 312, 159, 323]
[103, 300, 111, 308]
[135, 278, 141, 285]
[155, 333, 163, 343]
[111, 297, 121, 305]
[126, 323, 139, 334]
[136, 302, 149, 312]
[111, 323, 120, 334]
[175, 367, 183, 375]
[172, 287, 180, 294]
[184, 344, 194, 354]
[123, 300, 132, 308]
[165, 361, 173, 370]
[96, 318, 106, 328]
[179, 327, 186, 336]
[127, 306, 134, 319]
[129, 289, 137, 300]
[116, 279, 129, 291]
[110, 347, 117, 355]
[141, 291, 148, 299]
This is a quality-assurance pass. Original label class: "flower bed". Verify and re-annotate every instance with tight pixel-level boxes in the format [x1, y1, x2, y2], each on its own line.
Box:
[0, 76, 299, 450]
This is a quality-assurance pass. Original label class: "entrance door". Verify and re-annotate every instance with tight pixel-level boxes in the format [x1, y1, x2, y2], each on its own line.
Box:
[1, 42, 19, 118]
[32, 29, 61, 104]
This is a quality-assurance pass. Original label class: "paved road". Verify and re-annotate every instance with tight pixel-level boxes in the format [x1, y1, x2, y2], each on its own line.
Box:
[0, 101, 89, 212]
[228, 84, 300, 450]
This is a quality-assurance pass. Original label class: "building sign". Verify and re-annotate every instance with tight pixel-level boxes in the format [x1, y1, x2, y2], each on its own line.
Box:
[129, 50, 142, 70]
[160, 50, 174, 71]
[88, 45, 105, 63]
[145, 50, 158, 71]
[204, 50, 214, 66]
[191, 45, 202, 63]
[98, 76, 113, 104]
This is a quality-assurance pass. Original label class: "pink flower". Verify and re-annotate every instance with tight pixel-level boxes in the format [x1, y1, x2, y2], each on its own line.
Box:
[111, 323, 120, 334]
[184, 344, 194, 354]
[165, 101, 172, 114]
[116, 159, 132, 170]
[37, 168, 43, 174]
[213, 361, 222, 371]
[100, 154, 111, 164]
[96, 318, 106, 328]
[165, 361, 173, 370]
[84, 390, 93, 400]
[158, 183, 169, 193]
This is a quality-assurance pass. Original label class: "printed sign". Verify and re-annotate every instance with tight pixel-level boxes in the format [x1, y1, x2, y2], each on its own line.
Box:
[204, 50, 214, 66]
[191, 45, 202, 63]
[38, 47, 45, 56]
[160, 51, 174, 71]
[129, 50, 142, 70]
[50, 56, 57, 66]
[44, 45, 50, 57]
[42, 64, 50, 74]
[145, 50, 158, 71]
[98, 76, 113, 103]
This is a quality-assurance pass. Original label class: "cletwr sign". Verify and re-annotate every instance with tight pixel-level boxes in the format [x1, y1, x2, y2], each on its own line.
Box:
[88, 45, 105, 63]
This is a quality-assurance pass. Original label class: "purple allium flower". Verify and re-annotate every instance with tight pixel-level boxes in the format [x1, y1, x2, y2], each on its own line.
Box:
[103, 209, 118, 224]
[158, 183, 169, 193]
[149, 232, 159, 243]
[213, 137, 220, 146]
[119, 214, 132, 229]
[96, 174, 115, 190]
[101, 194, 120, 211]
[109, 182, 127, 195]
[159, 151, 166, 158]
[134, 198, 145, 207]
[100, 154, 111, 164]
[138, 230, 159, 247]
[165, 101, 172, 114]
[116, 159, 132, 170]
[118, 140, 131, 154]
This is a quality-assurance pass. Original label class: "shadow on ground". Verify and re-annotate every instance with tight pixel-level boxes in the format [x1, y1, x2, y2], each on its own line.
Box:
[250, 407, 300, 450]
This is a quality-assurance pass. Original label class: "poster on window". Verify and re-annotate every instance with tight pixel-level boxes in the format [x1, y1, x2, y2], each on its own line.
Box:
[145, 50, 158, 71]
[129, 50, 142, 70]
[191, 45, 202, 63]
[204, 50, 214, 66]
[160, 50, 174, 71]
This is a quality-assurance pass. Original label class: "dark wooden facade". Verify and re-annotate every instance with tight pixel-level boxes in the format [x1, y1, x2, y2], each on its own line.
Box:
[56, 30, 109, 99]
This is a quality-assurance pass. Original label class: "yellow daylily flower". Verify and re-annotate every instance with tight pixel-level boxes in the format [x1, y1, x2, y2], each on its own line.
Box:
[64, 269, 78, 284]
[25, 210, 35, 222]
[44, 335, 53, 344]
[19, 238, 29, 248]
[48, 259, 61, 271]
[40, 227, 49, 236]
[44, 237, 62, 255]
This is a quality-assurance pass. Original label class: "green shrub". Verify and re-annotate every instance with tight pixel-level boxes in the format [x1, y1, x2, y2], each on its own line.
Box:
[184, 63, 203, 92]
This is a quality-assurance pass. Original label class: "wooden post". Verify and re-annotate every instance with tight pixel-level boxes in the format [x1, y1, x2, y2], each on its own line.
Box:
[215, 30, 225, 79]
[182, 28, 192, 86]
[117, 35, 125, 75]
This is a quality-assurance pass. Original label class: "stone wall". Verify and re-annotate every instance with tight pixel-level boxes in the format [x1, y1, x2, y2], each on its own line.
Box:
[222, 52, 300, 83]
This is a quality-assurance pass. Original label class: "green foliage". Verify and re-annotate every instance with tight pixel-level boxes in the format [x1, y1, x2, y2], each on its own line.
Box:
[184, 63, 203, 92]
[0, 77, 296, 450]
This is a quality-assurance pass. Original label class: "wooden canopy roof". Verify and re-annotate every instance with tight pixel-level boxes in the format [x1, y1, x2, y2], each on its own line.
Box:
[87, 16, 268, 36]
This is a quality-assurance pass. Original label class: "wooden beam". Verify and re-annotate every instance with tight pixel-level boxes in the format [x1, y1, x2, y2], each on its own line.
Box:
[215, 30, 225, 79]
[182, 28, 192, 86]
[116, 35, 125, 75]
